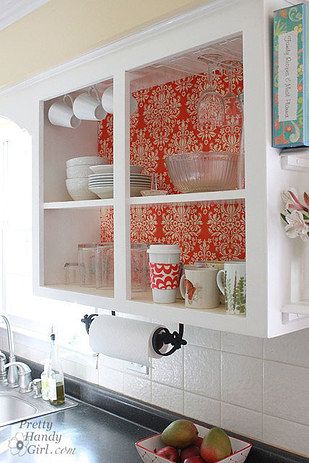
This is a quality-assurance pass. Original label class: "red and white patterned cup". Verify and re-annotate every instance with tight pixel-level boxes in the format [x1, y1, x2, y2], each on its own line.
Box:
[147, 244, 181, 303]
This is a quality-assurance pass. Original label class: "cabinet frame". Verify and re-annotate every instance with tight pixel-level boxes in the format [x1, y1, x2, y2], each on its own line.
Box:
[33, 0, 309, 337]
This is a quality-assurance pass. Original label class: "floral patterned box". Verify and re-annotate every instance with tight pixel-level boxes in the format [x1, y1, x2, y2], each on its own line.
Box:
[135, 424, 252, 463]
[273, 3, 309, 148]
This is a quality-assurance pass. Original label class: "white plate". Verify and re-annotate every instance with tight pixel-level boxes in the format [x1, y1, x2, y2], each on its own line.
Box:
[89, 165, 143, 174]
[89, 185, 147, 197]
[67, 156, 108, 167]
[88, 173, 150, 179]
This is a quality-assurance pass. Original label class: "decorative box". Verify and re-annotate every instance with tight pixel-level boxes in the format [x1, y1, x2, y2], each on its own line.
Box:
[273, 3, 309, 148]
[135, 424, 252, 463]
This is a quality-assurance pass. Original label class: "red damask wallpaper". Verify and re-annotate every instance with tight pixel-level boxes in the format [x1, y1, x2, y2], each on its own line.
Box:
[98, 66, 245, 264]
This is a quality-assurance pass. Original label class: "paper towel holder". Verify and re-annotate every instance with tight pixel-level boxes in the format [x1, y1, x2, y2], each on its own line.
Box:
[81, 314, 187, 357]
[152, 324, 187, 357]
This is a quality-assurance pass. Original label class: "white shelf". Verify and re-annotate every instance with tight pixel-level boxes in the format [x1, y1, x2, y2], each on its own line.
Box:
[44, 199, 114, 210]
[122, 292, 247, 332]
[130, 189, 246, 205]
[37, 284, 116, 308]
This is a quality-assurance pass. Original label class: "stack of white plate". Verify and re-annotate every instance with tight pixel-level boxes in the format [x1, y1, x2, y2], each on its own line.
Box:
[65, 156, 108, 201]
[88, 165, 150, 199]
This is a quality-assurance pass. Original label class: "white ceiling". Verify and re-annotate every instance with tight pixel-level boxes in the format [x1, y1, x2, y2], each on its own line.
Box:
[0, 0, 49, 32]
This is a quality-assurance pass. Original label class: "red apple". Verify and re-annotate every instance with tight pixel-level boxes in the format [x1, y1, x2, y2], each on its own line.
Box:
[195, 437, 203, 449]
[184, 457, 205, 463]
[180, 446, 200, 462]
[155, 446, 179, 462]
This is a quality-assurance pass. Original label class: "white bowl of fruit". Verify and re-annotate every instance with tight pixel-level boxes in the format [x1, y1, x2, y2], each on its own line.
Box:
[135, 420, 252, 463]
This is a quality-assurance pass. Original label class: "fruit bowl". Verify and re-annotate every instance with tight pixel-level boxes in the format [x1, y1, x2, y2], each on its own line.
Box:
[135, 424, 252, 463]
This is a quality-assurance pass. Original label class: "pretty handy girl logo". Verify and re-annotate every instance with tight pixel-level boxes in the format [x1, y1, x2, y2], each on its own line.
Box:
[8, 419, 76, 457]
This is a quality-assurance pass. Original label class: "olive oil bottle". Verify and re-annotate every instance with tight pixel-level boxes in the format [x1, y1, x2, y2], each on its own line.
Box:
[48, 330, 65, 405]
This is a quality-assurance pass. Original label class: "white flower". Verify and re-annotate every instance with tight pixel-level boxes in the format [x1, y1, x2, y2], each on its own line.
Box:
[285, 210, 309, 241]
[282, 189, 301, 212]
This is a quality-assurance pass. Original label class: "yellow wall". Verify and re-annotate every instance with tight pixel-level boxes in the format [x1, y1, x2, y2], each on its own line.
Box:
[0, 0, 209, 89]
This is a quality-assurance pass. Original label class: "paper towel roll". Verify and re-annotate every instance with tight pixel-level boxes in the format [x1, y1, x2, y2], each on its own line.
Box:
[89, 315, 166, 366]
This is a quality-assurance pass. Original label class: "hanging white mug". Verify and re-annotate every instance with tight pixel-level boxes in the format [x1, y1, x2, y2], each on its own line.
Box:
[101, 85, 138, 115]
[216, 261, 246, 314]
[48, 95, 81, 128]
[73, 86, 106, 121]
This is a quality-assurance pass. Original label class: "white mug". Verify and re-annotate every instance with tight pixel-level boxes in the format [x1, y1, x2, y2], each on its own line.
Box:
[73, 86, 106, 121]
[101, 85, 138, 115]
[217, 261, 246, 314]
[48, 95, 81, 128]
[180, 266, 220, 309]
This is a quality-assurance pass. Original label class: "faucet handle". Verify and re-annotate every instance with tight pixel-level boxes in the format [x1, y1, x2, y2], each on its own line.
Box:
[31, 379, 42, 398]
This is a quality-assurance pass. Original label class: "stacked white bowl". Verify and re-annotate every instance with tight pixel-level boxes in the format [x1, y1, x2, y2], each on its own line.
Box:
[88, 165, 151, 198]
[66, 156, 108, 200]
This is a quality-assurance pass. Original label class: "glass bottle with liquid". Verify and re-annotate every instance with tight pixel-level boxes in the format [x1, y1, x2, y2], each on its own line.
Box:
[48, 332, 65, 405]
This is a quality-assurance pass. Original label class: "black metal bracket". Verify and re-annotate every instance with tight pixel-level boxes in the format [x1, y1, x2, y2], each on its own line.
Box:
[81, 313, 98, 334]
[152, 324, 187, 357]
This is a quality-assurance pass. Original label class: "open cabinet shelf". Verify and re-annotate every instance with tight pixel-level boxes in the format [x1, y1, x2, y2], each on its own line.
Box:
[34, 0, 309, 337]
[44, 199, 114, 210]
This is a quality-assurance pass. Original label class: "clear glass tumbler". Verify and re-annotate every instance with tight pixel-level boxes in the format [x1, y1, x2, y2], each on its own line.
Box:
[64, 262, 80, 285]
[131, 243, 149, 292]
[78, 243, 97, 287]
[95, 243, 114, 289]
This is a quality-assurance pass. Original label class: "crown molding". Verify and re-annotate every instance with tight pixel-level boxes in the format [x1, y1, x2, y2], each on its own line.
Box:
[0, 0, 49, 32]
[0, 0, 239, 97]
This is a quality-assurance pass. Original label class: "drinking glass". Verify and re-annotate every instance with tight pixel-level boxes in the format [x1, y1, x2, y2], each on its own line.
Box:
[95, 243, 114, 289]
[78, 244, 97, 287]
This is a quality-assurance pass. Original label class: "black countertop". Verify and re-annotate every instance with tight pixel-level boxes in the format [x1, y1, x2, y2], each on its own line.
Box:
[0, 399, 150, 462]
[0, 354, 307, 463]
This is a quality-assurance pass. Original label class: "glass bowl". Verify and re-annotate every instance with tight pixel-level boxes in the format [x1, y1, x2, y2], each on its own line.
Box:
[165, 151, 239, 193]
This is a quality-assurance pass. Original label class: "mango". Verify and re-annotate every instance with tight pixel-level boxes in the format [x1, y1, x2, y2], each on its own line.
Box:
[200, 427, 232, 463]
[161, 420, 198, 449]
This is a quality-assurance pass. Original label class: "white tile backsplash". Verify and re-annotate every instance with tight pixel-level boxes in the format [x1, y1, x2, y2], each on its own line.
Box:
[123, 373, 151, 402]
[152, 382, 183, 415]
[221, 352, 263, 412]
[185, 326, 221, 350]
[152, 348, 183, 388]
[221, 402, 263, 440]
[264, 361, 309, 426]
[184, 392, 221, 427]
[263, 415, 309, 458]
[264, 329, 309, 368]
[221, 333, 263, 358]
[184, 345, 221, 399]
[1, 325, 308, 457]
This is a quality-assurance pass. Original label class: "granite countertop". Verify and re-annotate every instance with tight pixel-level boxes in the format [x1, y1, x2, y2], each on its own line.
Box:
[0, 399, 150, 462]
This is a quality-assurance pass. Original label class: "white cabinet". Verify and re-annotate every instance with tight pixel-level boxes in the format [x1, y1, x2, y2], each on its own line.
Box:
[33, 0, 309, 337]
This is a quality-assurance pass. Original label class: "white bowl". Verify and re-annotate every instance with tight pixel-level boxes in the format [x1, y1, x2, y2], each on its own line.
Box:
[67, 165, 93, 178]
[88, 186, 113, 199]
[89, 164, 143, 174]
[66, 178, 97, 200]
[140, 190, 168, 196]
[66, 156, 108, 167]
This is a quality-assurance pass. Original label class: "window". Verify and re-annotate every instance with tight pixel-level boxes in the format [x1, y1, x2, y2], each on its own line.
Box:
[0, 117, 91, 353]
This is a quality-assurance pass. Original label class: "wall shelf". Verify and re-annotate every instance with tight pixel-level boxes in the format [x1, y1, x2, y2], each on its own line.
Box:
[44, 199, 113, 210]
[130, 189, 246, 206]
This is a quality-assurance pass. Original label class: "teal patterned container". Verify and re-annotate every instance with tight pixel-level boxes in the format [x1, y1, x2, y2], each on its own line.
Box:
[273, 3, 309, 148]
